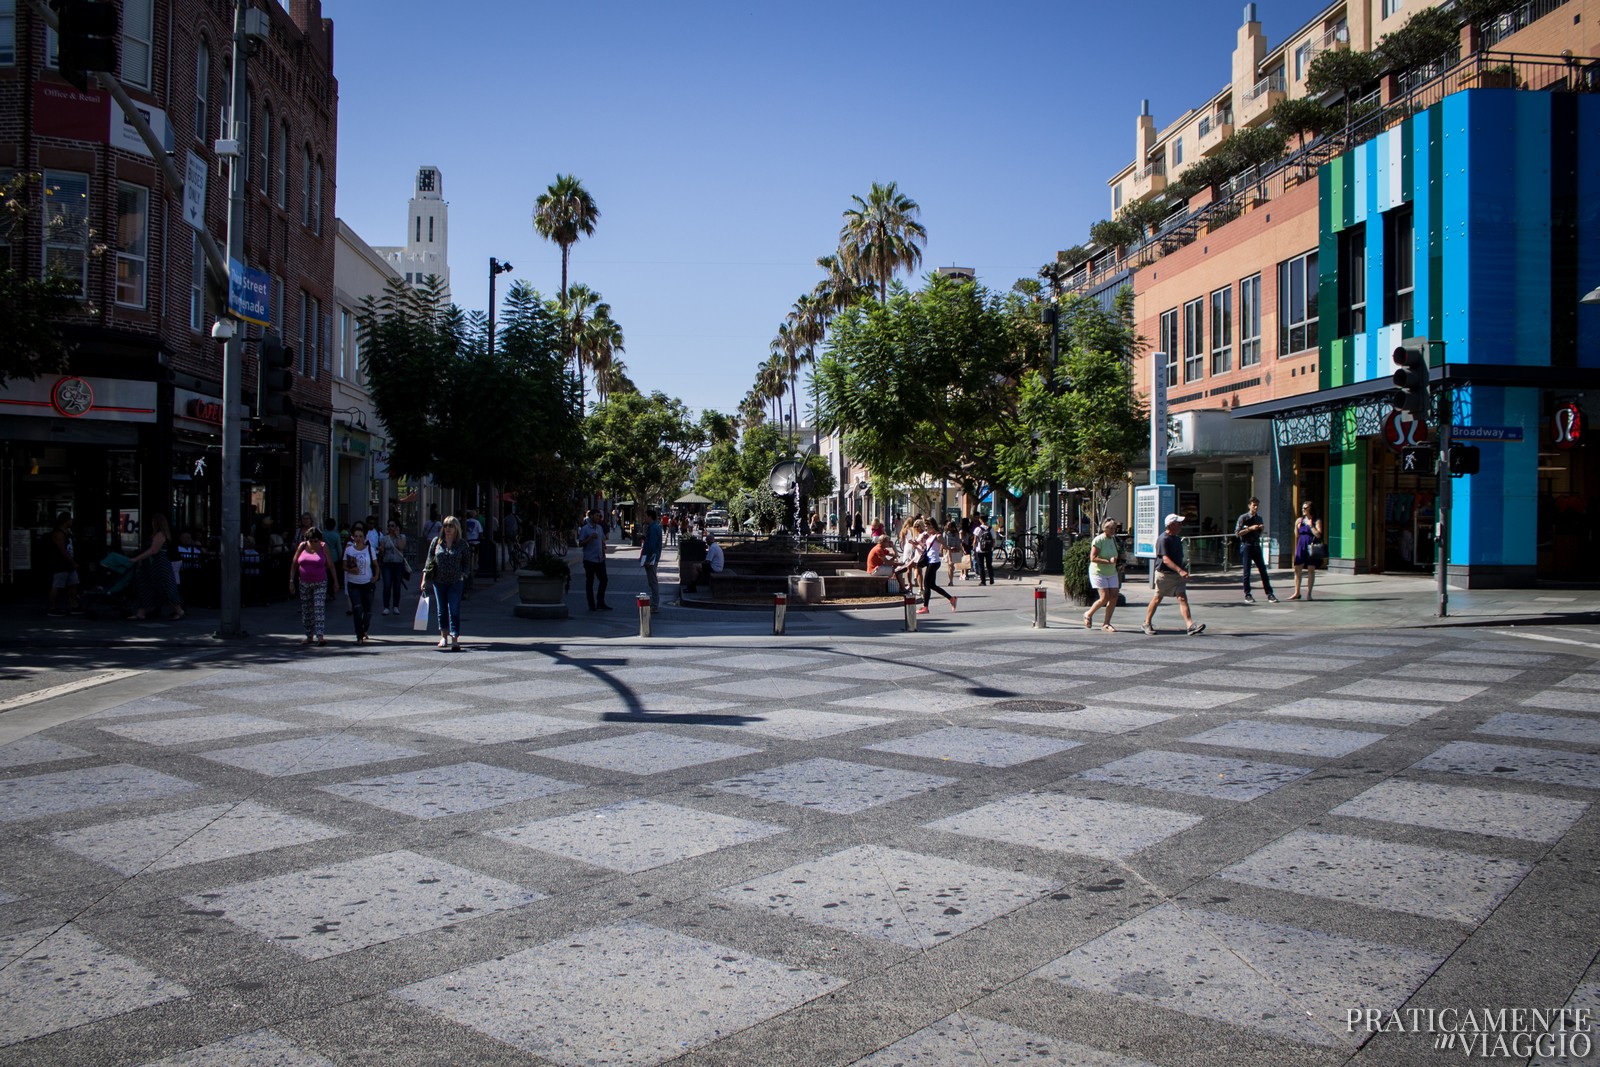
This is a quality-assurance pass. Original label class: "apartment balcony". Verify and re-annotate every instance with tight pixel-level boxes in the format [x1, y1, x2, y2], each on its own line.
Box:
[1131, 158, 1167, 201]
[1311, 22, 1350, 58]
[1237, 69, 1286, 127]
[1197, 112, 1234, 156]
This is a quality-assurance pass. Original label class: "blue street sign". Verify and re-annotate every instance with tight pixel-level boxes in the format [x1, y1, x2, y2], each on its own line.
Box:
[1451, 425, 1523, 442]
[227, 257, 271, 326]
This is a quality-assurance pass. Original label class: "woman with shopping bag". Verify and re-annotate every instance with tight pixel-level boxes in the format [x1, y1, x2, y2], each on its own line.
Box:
[420, 516, 470, 651]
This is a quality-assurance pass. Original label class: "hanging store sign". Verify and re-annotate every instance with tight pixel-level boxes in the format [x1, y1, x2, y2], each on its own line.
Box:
[1552, 404, 1584, 450]
[0, 376, 155, 423]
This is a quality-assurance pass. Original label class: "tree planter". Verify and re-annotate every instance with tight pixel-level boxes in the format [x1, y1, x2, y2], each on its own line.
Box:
[513, 570, 569, 620]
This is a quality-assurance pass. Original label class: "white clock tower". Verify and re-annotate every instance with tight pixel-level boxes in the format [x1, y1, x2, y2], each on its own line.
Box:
[377, 166, 451, 301]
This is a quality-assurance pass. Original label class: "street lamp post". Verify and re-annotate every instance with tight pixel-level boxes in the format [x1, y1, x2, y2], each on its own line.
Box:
[487, 257, 514, 359]
[1042, 295, 1063, 575]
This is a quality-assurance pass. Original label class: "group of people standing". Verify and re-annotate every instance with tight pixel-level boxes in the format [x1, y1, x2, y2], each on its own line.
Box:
[865, 513, 1002, 614]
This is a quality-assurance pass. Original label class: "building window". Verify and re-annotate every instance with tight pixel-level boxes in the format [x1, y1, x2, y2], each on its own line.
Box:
[299, 291, 309, 376]
[415, 215, 422, 243]
[301, 148, 312, 226]
[1158, 308, 1179, 388]
[276, 121, 288, 209]
[42, 171, 89, 296]
[1239, 273, 1262, 367]
[1172, 138, 1183, 166]
[0, 0, 14, 66]
[1183, 297, 1205, 383]
[312, 158, 323, 235]
[0, 168, 15, 266]
[1385, 204, 1415, 325]
[1210, 286, 1232, 376]
[193, 41, 210, 140]
[1113, 185, 1122, 211]
[259, 103, 272, 197]
[1382, 0, 1402, 17]
[1338, 223, 1366, 337]
[1278, 250, 1319, 354]
[339, 309, 350, 378]
[238, 85, 250, 184]
[428, 215, 434, 243]
[1294, 41, 1312, 82]
[271, 274, 283, 333]
[190, 232, 205, 331]
[121, 0, 153, 89]
[115, 183, 148, 307]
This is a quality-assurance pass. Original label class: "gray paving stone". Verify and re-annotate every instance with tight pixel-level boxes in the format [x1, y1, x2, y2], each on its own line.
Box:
[1237, 654, 1365, 673]
[1556, 673, 1600, 691]
[1530, 980, 1600, 1067]
[1412, 741, 1600, 790]
[1036, 903, 1443, 1047]
[358, 666, 507, 687]
[0, 763, 202, 823]
[1079, 750, 1310, 801]
[1523, 690, 1600, 714]
[988, 706, 1175, 734]
[1476, 712, 1600, 747]
[811, 660, 939, 682]
[404, 710, 588, 744]
[83, 696, 205, 720]
[1330, 780, 1590, 843]
[198, 735, 423, 778]
[720, 844, 1058, 948]
[1386, 663, 1525, 683]
[394, 920, 844, 1067]
[205, 680, 368, 703]
[731, 707, 893, 740]
[830, 688, 1004, 714]
[936, 673, 1089, 697]
[1183, 720, 1387, 758]
[902, 650, 1027, 669]
[0, 923, 189, 1047]
[701, 651, 833, 671]
[1332, 678, 1488, 703]
[927, 792, 1202, 860]
[47, 801, 346, 875]
[174, 669, 278, 687]
[1184, 668, 1314, 690]
[1334, 633, 1437, 648]
[276, 656, 388, 674]
[864, 726, 1080, 767]
[1098, 647, 1222, 664]
[710, 757, 956, 814]
[1024, 659, 1163, 678]
[1267, 697, 1443, 726]
[296, 694, 461, 721]
[533, 731, 760, 774]
[854, 1014, 1157, 1066]
[1094, 685, 1253, 710]
[696, 676, 856, 699]
[1292, 643, 1396, 659]
[136, 1029, 337, 1066]
[486, 798, 785, 872]
[0, 735, 93, 769]
[187, 850, 542, 961]
[982, 640, 1103, 655]
[601, 664, 729, 685]
[449, 678, 605, 702]
[1218, 830, 1531, 924]
[1429, 650, 1553, 667]
[319, 762, 583, 818]
[98, 713, 296, 746]
[561, 694, 743, 716]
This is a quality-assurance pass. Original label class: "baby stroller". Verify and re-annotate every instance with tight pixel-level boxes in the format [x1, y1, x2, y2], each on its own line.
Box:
[79, 552, 138, 619]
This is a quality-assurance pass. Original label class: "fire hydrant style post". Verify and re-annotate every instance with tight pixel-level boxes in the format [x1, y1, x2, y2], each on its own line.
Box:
[1033, 587, 1048, 629]
[773, 592, 787, 635]
[904, 591, 919, 632]
[637, 593, 652, 638]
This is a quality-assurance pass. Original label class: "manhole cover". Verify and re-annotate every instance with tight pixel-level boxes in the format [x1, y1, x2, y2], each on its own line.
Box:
[990, 699, 1085, 713]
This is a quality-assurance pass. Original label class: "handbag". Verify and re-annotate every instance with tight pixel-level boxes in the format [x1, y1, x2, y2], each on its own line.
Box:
[412, 593, 431, 631]
[1309, 541, 1328, 566]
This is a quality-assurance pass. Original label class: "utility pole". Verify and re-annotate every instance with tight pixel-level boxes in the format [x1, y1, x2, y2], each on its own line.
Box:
[1434, 355, 1451, 619]
[1042, 295, 1063, 574]
[487, 257, 513, 359]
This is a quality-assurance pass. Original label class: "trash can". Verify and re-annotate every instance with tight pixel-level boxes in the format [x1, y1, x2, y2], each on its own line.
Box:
[789, 574, 823, 605]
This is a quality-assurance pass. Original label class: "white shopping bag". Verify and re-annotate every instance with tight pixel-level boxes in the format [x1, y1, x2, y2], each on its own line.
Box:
[412, 594, 431, 632]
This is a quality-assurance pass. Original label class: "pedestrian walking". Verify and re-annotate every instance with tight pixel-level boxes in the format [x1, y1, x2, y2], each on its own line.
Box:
[578, 508, 610, 611]
[129, 513, 184, 621]
[943, 520, 964, 582]
[501, 507, 520, 569]
[1083, 519, 1121, 631]
[290, 527, 338, 647]
[1235, 497, 1278, 603]
[971, 514, 995, 585]
[1143, 513, 1204, 636]
[640, 508, 663, 610]
[45, 511, 82, 616]
[343, 522, 379, 643]
[379, 520, 408, 616]
[421, 516, 469, 651]
[918, 521, 957, 614]
[421, 507, 443, 545]
[958, 517, 975, 580]
[1289, 501, 1323, 601]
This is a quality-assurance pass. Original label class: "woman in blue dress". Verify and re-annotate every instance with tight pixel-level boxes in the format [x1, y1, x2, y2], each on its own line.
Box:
[1290, 500, 1322, 600]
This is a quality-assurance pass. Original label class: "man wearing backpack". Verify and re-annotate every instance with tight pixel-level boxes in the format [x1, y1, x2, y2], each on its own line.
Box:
[971, 514, 995, 586]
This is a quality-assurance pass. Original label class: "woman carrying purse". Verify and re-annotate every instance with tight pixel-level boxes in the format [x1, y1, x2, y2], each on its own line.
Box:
[1290, 501, 1323, 601]
[343, 523, 379, 643]
[290, 528, 339, 646]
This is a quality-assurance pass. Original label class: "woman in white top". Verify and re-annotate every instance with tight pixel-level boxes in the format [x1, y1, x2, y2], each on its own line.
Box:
[918, 522, 957, 614]
[343, 522, 379, 643]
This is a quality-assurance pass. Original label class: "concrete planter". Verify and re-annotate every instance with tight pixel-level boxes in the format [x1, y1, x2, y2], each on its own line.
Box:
[514, 570, 569, 620]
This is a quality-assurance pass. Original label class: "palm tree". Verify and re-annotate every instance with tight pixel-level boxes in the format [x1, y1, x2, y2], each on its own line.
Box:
[788, 293, 827, 442]
[739, 389, 767, 429]
[814, 253, 863, 315]
[770, 322, 802, 436]
[531, 174, 599, 308]
[562, 283, 601, 402]
[755, 354, 788, 426]
[838, 181, 927, 304]
[581, 307, 625, 405]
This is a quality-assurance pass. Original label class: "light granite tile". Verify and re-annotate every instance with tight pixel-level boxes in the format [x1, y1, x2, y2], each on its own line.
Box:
[1331, 679, 1487, 703]
[1079, 750, 1309, 801]
[318, 762, 582, 818]
[1475, 712, 1600, 747]
[136, 1030, 337, 1067]
[1267, 697, 1442, 726]
[1183, 720, 1386, 758]
[1331, 780, 1589, 843]
[0, 736, 93, 769]
[1094, 685, 1254, 710]
[48, 801, 345, 874]
[1412, 741, 1600, 790]
[927, 792, 1202, 860]
[709, 758, 956, 814]
[404, 710, 588, 745]
[864, 726, 1080, 768]
[198, 735, 422, 778]
[98, 713, 295, 747]
[855, 1014, 1158, 1066]
[0, 763, 202, 823]
[487, 798, 785, 872]
[988, 706, 1175, 735]
[532, 731, 760, 775]
[0, 924, 188, 1046]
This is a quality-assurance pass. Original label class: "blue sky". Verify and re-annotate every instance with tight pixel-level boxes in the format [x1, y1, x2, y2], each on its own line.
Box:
[329, 0, 1330, 418]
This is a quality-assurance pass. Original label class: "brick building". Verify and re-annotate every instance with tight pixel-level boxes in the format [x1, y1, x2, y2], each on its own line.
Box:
[0, 0, 337, 595]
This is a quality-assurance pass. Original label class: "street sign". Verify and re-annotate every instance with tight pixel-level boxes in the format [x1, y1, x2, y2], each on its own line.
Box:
[1133, 483, 1176, 559]
[183, 150, 207, 232]
[1381, 409, 1426, 451]
[1451, 424, 1523, 442]
[226, 258, 271, 326]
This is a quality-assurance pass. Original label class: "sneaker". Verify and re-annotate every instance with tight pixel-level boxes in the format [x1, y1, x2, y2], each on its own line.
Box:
[1266, 594, 1279, 603]
[1187, 622, 1207, 636]
[1141, 623, 1157, 636]
[1244, 594, 1255, 604]
[916, 606, 930, 615]
[437, 637, 449, 649]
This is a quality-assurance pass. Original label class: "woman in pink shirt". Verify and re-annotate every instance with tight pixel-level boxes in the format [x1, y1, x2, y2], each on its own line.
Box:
[289, 527, 339, 647]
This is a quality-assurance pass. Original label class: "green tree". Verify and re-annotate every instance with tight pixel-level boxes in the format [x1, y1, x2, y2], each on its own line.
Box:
[1377, 6, 1461, 78]
[1307, 48, 1380, 130]
[1271, 95, 1336, 146]
[585, 391, 707, 525]
[0, 174, 93, 386]
[838, 181, 928, 304]
[1088, 217, 1138, 251]
[1000, 292, 1146, 526]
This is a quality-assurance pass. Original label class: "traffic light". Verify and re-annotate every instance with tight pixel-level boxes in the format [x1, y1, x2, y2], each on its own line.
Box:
[257, 332, 297, 434]
[1449, 445, 1481, 476]
[1390, 342, 1430, 424]
[52, 0, 118, 92]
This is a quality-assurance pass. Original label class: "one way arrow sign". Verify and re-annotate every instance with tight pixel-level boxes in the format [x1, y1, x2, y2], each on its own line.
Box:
[183, 150, 207, 233]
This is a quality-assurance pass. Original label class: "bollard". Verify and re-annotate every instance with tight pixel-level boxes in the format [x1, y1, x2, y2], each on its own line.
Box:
[903, 592, 919, 632]
[637, 593, 652, 638]
[1033, 587, 1048, 629]
[773, 592, 787, 635]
